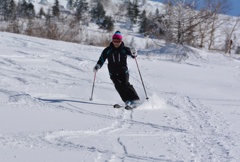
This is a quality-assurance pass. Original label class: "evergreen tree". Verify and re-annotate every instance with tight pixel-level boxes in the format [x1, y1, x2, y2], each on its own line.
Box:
[0, 0, 16, 21]
[75, 0, 88, 21]
[132, 0, 139, 23]
[52, 0, 60, 18]
[0, 0, 8, 21]
[0, 0, 2, 14]
[91, 1, 105, 25]
[38, 7, 46, 18]
[100, 16, 114, 32]
[127, 0, 139, 24]
[139, 10, 150, 34]
[154, 8, 159, 18]
[17, 0, 35, 19]
[4, 0, 17, 21]
[26, 3, 35, 18]
[10, 0, 17, 19]
[67, 0, 74, 10]
[18, 0, 28, 18]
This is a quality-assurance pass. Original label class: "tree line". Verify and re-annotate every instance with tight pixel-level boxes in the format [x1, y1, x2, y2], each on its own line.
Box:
[0, 0, 239, 51]
[144, 0, 240, 52]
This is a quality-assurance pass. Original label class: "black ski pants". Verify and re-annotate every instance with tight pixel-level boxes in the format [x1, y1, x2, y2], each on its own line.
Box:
[110, 73, 139, 102]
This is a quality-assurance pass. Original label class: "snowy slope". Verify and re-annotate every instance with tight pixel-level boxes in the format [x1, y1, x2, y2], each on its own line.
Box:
[0, 32, 240, 162]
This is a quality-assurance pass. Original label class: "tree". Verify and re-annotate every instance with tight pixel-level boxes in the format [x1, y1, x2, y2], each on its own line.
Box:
[38, 7, 46, 18]
[26, 3, 35, 18]
[7, 17, 20, 34]
[4, 0, 19, 33]
[144, 0, 231, 48]
[100, 16, 114, 32]
[17, 0, 35, 19]
[67, 0, 74, 10]
[149, 0, 219, 46]
[0, 0, 8, 21]
[139, 10, 150, 34]
[0, 0, 3, 16]
[156, 0, 197, 44]
[126, 0, 140, 24]
[224, 16, 240, 54]
[45, 9, 59, 39]
[204, 0, 231, 50]
[25, 18, 34, 36]
[197, 10, 213, 48]
[17, 0, 28, 18]
[0, 0, 16, 21]
[8, 0, 17, 20]
[91, 1, 106, 25]
[52, 0, 60, 18]
[75, 0, 89, 21]
[154, 8, 159, 17]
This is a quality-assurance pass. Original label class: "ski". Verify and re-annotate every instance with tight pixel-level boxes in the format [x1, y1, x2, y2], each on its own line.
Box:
[125, 105, 137, 110]
[113, 104, 123, 108]
[113, 104, 137, 110]
[113, 104, 138, 110]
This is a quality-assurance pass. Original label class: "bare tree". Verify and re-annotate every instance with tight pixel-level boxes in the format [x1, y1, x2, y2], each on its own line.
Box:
[224, 16, 240, 54]
[143, 0, 233, 49]
[202, 0, 231, 50]
[197, 9, 213, 48]
[151, 0, 211, 46]
[7, 18, 21, 33]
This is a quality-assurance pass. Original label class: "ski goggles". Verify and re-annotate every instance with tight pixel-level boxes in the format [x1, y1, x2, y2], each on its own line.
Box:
[112, 39, 121, 43]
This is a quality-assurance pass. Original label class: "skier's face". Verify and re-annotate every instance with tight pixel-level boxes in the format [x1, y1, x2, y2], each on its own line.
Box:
[112, 39, 122, 48]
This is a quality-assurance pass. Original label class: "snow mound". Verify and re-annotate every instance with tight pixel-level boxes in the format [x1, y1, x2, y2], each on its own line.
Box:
[143, 44, 203, 63]
[160, 44, 205, 62]
[138, 94, 166, 110]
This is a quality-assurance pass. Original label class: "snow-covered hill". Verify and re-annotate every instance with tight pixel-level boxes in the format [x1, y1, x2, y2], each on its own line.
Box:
[26, 0, 240, 51]
[0, 31, 240, 161]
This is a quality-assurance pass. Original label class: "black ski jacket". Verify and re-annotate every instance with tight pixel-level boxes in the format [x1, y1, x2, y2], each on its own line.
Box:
[96, 42, 134, 75]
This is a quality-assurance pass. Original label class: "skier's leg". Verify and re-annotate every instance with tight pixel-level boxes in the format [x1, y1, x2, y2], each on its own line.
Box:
[126, 84, 140, 101]
[120, 73, 140, 101]
[110, 75, 128, 102]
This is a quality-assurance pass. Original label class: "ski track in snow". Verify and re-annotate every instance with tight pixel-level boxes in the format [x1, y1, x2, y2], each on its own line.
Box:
[1, 91, 239, 161]
[0, 33, 240, 161]
[167, 95, 240, 161]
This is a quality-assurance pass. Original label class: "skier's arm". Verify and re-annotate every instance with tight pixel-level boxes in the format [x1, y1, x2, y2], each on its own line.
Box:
[126, 47, 137, 58]
[93, 49, 108, 72]
[96, 48, 108, 67]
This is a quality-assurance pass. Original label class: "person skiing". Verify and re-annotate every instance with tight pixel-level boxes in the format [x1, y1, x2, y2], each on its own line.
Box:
[93, 31, 140, 106]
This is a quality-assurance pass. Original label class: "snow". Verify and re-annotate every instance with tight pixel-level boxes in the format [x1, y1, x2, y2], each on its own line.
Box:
[0, 31, 240, 161]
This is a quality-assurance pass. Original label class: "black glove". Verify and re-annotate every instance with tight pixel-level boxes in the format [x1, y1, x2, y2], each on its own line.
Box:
[93, 64, 100, 73]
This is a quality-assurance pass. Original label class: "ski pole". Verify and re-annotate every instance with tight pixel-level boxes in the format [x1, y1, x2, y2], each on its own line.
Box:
[134, 58, 149, 100]
[89, 72, 97, 101]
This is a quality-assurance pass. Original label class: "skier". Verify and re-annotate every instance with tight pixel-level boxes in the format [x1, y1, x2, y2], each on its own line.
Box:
[93, 31, 140, 107]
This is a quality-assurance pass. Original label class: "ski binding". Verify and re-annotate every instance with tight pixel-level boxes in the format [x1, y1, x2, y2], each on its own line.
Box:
[113, 104, 122, 108]
[113, 104, 138, 110]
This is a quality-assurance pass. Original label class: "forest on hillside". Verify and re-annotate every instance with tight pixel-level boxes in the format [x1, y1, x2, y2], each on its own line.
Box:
[0, 0, 239, 53]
